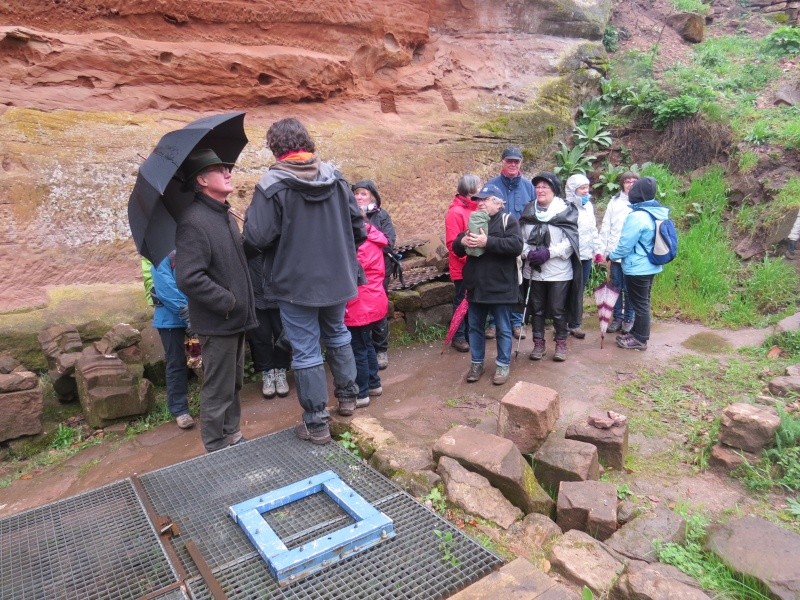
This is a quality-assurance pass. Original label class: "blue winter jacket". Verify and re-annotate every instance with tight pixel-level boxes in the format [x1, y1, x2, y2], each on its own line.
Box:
[486, 174, 535, 220]
[151, 254, 189, 329]
[608, 200, 669, 276]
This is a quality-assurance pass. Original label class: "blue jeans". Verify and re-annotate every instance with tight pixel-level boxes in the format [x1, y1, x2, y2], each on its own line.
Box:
[468, 303, 513, 368]
[487, 309, 523, 329]
[278, 301, 352, 370]
[348, 324, 381, 398]
[157, 328, 189, 417]
[610, 261, 634, 323]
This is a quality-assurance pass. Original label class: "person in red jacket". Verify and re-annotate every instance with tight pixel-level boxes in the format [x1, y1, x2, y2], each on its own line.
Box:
[345, 221, 389, 408]
[444, 174, 481, 352]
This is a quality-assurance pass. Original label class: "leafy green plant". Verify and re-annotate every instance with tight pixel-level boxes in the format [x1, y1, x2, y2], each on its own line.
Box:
[581, 586, 594, 600]
[51, 424, 80, 449]
[392, 324, 446, 346]
[554, 142, 596, 177]
[603, 25, 620, 53]
[338, 431, 361, 457]
[787, 496, 800, 520]
[744, 121, 771, 145]
[763, 26, 800, 57]
[617, 483, 633, 500]
[652, 95, 700, 128]
[574, 120, 612, 150]
[577, 98, 609, 126]
[424, 486, 447, 513]
[434, 529, 460, 568]
[737, 149, 759, 173]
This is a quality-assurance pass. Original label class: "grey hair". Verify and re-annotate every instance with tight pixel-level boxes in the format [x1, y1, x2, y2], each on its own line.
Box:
[457, 174, 481, 197]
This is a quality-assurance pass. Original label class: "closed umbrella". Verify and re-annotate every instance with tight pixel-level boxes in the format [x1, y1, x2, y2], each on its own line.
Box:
[594, 276, 620, 349]
[441, 297, 469, 354]
[127, 112, 248, 264]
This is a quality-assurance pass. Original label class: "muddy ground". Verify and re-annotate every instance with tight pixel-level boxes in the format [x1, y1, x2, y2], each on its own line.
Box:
[0, 315, 790, 522]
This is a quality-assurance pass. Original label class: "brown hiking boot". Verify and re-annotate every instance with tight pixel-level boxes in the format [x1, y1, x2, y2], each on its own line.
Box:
[294, 422, 332, 445]
[529, 338, 545, 361]
[553, 339, 567, 362]
[466, 363, 484, 383]
[337, 399, 356, 416]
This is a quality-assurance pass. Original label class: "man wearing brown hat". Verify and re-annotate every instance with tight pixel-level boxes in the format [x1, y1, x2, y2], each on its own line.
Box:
[175, 148, 257, 452]
[485, 146, 534, 340]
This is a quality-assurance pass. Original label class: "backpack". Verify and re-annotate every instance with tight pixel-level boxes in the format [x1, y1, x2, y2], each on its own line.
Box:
[633, 206, 678, 265]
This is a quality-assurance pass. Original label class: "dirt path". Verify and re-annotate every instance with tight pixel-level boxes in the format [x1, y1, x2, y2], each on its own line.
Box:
[0, 316, 791, 519]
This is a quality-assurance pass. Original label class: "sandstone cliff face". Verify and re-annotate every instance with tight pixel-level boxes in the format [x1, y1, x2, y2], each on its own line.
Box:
[0, 0, 609, 314]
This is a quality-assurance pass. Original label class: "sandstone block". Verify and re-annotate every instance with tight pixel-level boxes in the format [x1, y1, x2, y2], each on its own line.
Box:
[389, 289, 422, 312]
[38, 324, 82, 369]
[117, 345, 144, 379]
[606, 507, 686, 562]
[533, 437, 599, 493]
[75, 352, 148, 428]
[405, 304, 452, 332]
[505, 513, 563, 549]
[450, 557, 579, 600]
[438, 456, 523, 529]
[415, 281, 454, 309]
[0, 370, 38, 393]
[0, 383, 44, 442]
[719, 402, 780, 453]
[556, 480, 617, 541]
[708, 443, 757, 471]
[786, 364, 800, 377]
[666, 12, 705, 42]
[0, 353, 21, 374]
[433, 425, 554, 516]
[611, 560, 712, 599]
[549, 529, 623, 595]
[348, 416, 398, 458]
[706, 516, 800, 600]
[497, 381, 560, 453]
[565, 418, 628, 470]
[768, 375, 800, 397]
[56, 351, 80, 376]
[102, 323, 142, 351]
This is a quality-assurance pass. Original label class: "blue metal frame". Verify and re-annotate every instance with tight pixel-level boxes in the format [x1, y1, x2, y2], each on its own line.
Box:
[228, 470, 395, 586]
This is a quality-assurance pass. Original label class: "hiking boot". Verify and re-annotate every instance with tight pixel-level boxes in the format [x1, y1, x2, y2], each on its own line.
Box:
[466, 363, 484, 383]
[274, 368, 290, 397]
[553, 339, 567, 362]
[621, 320, 634, 333]
[337, 398, 356, 416]
[492, 365, 510, 385]
[294, 422, 332, 445]
[262, 369, 276, 399]
[569, 326, 586, 339]
[787, 240, 798, 259]
[225, 431, 244, 446]
[176, 414, 194, 429]
[617, 335, 648, 350]
[369, 386, 382, 396]
[512, 326, 526, 340]
[356, 396, 371, 408]
[607, 319, 622, 333]
[529, 338, 545, 361]
[485, 327, 496, 340]
[616, 332, 633, 343]
[451, 338, 470, 352]
[376, 351, 389, 370]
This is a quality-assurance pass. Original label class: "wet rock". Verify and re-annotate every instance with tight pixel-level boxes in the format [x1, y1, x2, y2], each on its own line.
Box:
[438, 456, 523, 529]
[0, 382, 44, 442]
[533, 436, 599, 493]
[708, 443, 757, 471]
[718, 402, 780, 453]
[557, 480, 617, 541]
[768, 375, 800, 397]
[617, 500, 643, 525]
[432, 425, 554, 516]
[116, 345, 144, 380]
[37, 324, 82, 369]
[666, 12, 705, 42]
[606, 506, 686, 563]
[497, 381, 560, 453]
[0, 353, 21, 374]
[56, 351, 80, 376]
[506, 512, 563, 549]
[450, 557, 579, 600]
[348, 416, 398, 458]
[565, 417, 628, 470]
[415, 281, 454, 309]
[369, 438, 437, 496]
[94, 323, 141, 354]
[404, 304, 453, 332]
[390, 289, 422, 312]
[0, 370, 38, 393]
[549, 529, 623, 595]
[706, 516, 800, 600]
[610, 560, 712, 599]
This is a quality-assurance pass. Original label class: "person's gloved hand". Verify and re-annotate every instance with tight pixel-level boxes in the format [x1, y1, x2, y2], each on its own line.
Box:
[594, 253, 604, 264]
[527, 248, 551, 266]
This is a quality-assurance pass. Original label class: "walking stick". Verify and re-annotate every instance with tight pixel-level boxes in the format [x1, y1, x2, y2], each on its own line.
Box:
[515, 279, 532, 360]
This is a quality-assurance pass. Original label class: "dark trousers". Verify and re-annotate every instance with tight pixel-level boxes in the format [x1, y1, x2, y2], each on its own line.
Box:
[198, 332, 245, 452]
[568, 260, 592, 328]
[370, 316, 389, 353]
[530, 280, 570, 341]
[610, 261, 635, 323]
[157, 327, 189, 417]
[349, 324, 381, 398]
[247, 307, 290, 372]
[626, 274, 654, 342]
[452, 278, 469, 342]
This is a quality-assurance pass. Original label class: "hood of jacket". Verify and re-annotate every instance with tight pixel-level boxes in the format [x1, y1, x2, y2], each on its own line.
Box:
[257, 158, 342, 201]
[448, 194, 479, 212]
[633, 200, 669, 220]
[351, 179, 382, 208]
[628, 176, 657, 203]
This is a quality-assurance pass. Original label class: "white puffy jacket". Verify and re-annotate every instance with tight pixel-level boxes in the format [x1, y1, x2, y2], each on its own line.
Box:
[599, 192, 632, 262]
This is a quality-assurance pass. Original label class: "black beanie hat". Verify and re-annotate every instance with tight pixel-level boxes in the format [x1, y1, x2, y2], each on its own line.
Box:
[628, 176, 657, 203]
[351, 179, 382, 207]
[532, 172, 562, 196]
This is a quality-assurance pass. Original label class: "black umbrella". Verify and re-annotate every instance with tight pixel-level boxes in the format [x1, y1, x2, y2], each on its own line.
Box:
[128, 111, 248, 265]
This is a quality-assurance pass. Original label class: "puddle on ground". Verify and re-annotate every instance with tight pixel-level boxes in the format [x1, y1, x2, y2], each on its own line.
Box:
[682, 332, 733, 354]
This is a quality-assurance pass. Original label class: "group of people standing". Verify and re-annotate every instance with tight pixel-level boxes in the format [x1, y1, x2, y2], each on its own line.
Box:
[445, 147, 670, 384]
[146, 118, 396, 451]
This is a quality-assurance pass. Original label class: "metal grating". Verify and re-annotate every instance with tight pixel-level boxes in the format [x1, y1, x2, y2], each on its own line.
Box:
[262, 488, 356, 550]
[140, 428, 503, 598]
[0, 479, 179, 600]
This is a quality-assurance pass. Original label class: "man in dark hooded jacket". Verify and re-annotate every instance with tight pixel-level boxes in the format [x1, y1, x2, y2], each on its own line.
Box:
[244, 118, 366, 445]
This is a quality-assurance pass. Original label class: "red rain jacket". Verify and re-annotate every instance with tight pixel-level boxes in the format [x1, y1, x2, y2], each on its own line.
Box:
[345, 224, 389, 326]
